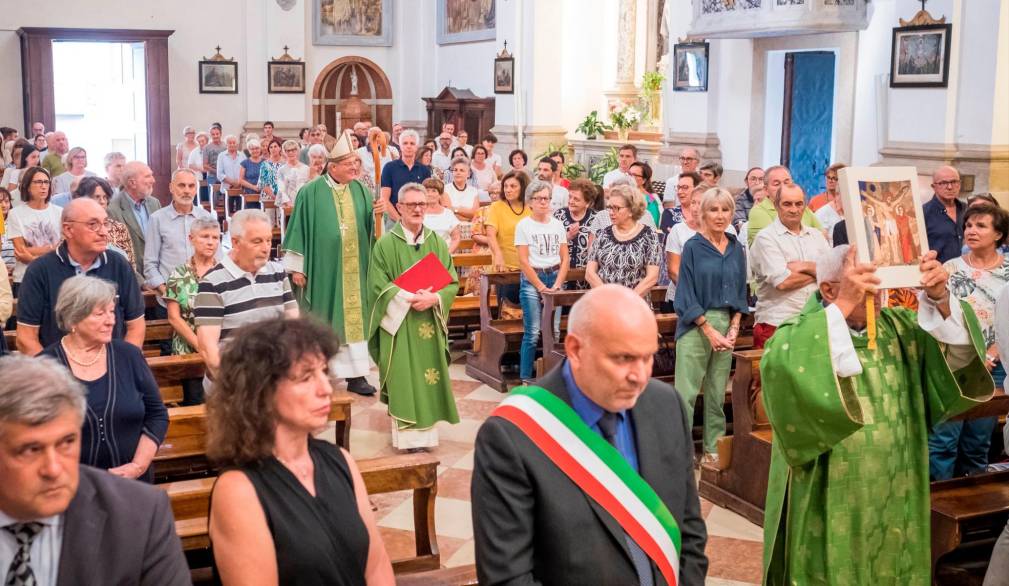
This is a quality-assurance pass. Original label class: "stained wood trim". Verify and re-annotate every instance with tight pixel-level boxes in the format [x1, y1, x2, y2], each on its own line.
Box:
[17, 27, 175, 202]
[780, 52, 795, 167]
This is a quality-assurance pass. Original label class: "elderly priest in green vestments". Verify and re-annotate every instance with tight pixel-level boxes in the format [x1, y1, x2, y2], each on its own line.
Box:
[367, 183, 460, 450]
[761, 245, 995, 586]
[283, 130, 377, 396]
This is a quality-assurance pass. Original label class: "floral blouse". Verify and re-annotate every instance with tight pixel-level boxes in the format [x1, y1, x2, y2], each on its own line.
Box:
[553, 208, 596, 269]
[107, 219, 136, 268]
[164, 260, 202, 355]
[258, 160, 283, 201]
[944, 254, 1009, 346]
[586, 225, 663, 291]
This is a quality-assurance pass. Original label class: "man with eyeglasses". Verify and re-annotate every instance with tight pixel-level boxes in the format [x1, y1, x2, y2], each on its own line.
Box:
[16, 198, 145, 356]
[662, 147, 701, 208]
[922, 165, 966, 264]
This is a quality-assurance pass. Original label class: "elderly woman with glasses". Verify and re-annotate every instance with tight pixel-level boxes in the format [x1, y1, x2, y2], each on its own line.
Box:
[515, 180, 569, 380]
[51, 147, 96, 196]
[41, 275, 169, 481]
[7, 167, 62, 293]
[176, 125, 198, 170]
[585, 183, 662, 296]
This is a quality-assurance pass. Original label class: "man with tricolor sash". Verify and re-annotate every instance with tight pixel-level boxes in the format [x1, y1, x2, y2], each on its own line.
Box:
[472, 285, 708, 585]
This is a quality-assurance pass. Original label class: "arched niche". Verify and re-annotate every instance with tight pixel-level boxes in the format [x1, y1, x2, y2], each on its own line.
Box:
[312, 56, 392, 133]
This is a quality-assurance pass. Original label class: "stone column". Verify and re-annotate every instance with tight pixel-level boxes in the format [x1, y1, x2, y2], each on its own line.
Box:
[616, 0, 637, 89]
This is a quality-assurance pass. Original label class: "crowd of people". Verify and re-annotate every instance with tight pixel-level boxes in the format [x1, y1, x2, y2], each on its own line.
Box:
[1, 115, 1008, 585]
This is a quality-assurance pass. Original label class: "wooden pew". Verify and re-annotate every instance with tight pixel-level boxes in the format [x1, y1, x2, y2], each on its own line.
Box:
[395, 565, 479, 586]
[931, 470, 1009, 584]
[149, 353, 206, 406]
[464, 269, 584, 391]
[156, 395, 353, 482]
[161, 452, 442, 573]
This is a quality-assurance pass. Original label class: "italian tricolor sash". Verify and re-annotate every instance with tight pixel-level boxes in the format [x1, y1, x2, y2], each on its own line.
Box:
[491, 386, 682, 585]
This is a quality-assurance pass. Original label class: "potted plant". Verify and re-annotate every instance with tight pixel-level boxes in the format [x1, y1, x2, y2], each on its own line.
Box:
[609, 104, 641, 142]
[641, 71, 665, 122]
[576, 111, 611, 140]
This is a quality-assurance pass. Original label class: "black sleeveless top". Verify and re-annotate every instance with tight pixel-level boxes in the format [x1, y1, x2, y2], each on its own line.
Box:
[215, 438, 369, 585]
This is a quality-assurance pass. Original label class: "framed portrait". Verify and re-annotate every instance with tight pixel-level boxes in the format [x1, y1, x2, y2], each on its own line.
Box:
[839, 166, 930, 289]
[437, 0, 496, 45]
[314, 0, 392, 47]
[199, 61, 238, 94]
[889, 23, 952, 88]
[673, 42, 709, 92]
[268, 61, 306, 93]
[494, 57, 514, 94]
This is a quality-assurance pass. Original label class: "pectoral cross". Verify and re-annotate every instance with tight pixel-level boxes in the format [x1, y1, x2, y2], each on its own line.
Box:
[340, 222, 348, 236]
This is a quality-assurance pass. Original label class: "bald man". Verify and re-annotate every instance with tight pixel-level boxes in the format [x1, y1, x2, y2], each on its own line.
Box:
[923, 165, 965, 264]
[41, 130, 69, 176]
[108, 161, 162, 274]
[472, 285, 708, 585]
[16, 198, 145, 355]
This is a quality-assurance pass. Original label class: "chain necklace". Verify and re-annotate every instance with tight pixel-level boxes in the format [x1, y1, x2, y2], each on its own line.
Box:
[62, 337, 105, 367]
[505, 198, 526, 216]
[966, 250, 1002, 271]
[276, 455, 313, 480]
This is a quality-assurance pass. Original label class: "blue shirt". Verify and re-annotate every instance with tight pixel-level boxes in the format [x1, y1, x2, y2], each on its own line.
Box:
[130, 198, 151, 235]
[380, 159, 432, 206]
[673, 232, 749, 339]
[923, 195, 965, 263]
[562, 361, 639, 472]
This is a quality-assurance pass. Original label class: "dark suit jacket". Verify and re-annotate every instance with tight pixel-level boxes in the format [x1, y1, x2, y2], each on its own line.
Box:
[472, 364, 708, 585]
[56, 465, 190, 586]
[107, 192, 161, 274]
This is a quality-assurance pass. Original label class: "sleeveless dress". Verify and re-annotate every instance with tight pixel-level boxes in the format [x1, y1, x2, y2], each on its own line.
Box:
[213, 438, 370, 585]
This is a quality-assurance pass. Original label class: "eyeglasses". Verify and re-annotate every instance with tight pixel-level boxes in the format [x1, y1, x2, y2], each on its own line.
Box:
[679, 157, 698, 163]
[398, 202, 427, 209]
[826, 175, 838, 181]
[530, 196, 551, 203]
[31, 179, 51, 185]
[606, 205, 627, 212]
[67, 219, 113, 232]
[935, 179, 961, 188]
[628, 173, 644, 179]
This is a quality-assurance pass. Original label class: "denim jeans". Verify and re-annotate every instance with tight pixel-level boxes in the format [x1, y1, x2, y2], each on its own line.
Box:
[518, 270, 558, 379]
[928, 417, 999, 480]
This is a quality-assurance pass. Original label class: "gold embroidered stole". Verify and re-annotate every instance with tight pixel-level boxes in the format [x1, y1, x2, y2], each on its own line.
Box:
[329, 179, 365, 343]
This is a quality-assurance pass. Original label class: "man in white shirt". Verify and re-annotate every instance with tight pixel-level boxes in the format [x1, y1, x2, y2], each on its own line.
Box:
[432, 132, 454, 175]
[663, 147, 702, 207]
[536, 157, 569, 211]
[749, 183, 830, 348]
[602, 144, 637, 188]
[215, 135, 246, 214]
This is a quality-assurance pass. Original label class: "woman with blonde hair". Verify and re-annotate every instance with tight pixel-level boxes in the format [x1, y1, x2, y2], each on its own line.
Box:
[673, 187, 748, 465]
[585, 183, 662, 295]
[51, 146, 96, 195]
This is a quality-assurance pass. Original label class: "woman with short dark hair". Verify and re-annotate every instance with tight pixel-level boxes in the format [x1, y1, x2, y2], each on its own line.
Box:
[207, 318, 394, 585]
[509, 149, 528, 173]
[8, 166, 61, 291]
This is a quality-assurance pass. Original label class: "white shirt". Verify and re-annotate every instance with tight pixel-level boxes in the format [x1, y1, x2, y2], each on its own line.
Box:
[357, 145, 398, 180]
[0, 510, 62, 586]
[814, 205, 843, 245]
[423, 208, 460, 246]
[514, 216, 566, 269]
[750, 218, 830, 326]
[432, 150, 453, 175]
[486, 152, 503, 170]
[550, 185, 570, 212]
[51, 171, 96, 196]
[187, 146, 204, 180]
[445, 182, 479, 212]
[602, 168, 630, 188]
[6, 204, 64, 281]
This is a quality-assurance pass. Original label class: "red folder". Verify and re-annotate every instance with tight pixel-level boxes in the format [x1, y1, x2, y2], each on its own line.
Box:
[393, 252, 453, 293]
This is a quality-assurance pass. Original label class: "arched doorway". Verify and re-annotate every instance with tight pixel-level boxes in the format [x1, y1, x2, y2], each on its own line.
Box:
[312, 56, 392, 133]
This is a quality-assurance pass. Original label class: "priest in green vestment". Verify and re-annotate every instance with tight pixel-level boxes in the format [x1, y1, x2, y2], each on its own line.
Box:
[283, 129, 377, 396]
[761, 245, 995, 586]
[367, 182, 460, 450]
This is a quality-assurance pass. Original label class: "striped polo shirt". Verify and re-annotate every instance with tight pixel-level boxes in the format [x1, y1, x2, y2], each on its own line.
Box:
[193, 253, 296, 341]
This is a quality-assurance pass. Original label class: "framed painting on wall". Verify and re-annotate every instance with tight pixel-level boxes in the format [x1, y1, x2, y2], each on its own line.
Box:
[314, 0, 392, 46]
[268, 61, 305, 93]
[672, 42, 709, 92]
[437, 0, 496, 45]
[889, 23, 952, 88]
[839, 166, 929, 289]
[199, 60, 238, 94]
[494, 56, 514, 94]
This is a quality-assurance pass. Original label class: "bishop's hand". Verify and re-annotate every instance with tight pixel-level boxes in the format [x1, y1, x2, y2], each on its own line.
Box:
[411, 287, 440, 311]
[834, 247, 880, 320]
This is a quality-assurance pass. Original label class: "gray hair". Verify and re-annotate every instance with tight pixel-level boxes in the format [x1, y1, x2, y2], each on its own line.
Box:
[63, 146, 86, 168]
[450, 156, 470, 170]
[608, 183, 646, 221]
[119, 161, 148, 187]
[195, 131, 210, 142]
[0, 355, 86, 433]
[398, 182, 426, 202]
[699, 187, 736, 214]
[525, 179, 553, 204]
[190, 217, 221, 234]
[171, 167, 198, 183]
[103, 151, 126, 167]
[54, 275, 117, 331]
[307, 144, 328, 159]
[282, 139, 300, 152]
[182, 125, 196, 135]
[230, 208, 272, 238]
[224, 134, 238, 144]
[816, 244, 848, 287]
[245, 138, 261, 150]
[400, 129, 420, 144]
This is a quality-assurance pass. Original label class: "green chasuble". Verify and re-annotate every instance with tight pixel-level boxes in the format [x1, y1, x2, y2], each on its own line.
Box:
[282, 174, 374, 343]
[760, 293, 994, 586]
[367, 224, 460, 430]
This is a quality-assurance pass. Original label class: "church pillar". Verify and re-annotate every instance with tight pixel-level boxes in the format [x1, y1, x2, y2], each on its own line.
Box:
[604, 0, 641, 109]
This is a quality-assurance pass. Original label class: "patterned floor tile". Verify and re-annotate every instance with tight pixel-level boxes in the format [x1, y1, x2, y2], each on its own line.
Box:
[379, 496, 474, 541]
[705, 536, 764, 584]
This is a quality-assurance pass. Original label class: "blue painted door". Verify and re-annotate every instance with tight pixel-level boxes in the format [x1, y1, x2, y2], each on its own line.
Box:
[782, 51, 835, 198]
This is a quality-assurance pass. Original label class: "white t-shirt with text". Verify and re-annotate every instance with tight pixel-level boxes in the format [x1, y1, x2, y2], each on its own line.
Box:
[514, 216, 566, 269]
[6, 204, 64, 281]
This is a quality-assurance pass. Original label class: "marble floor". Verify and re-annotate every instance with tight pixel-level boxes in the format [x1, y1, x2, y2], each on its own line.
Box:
[340, 359, 764, 586]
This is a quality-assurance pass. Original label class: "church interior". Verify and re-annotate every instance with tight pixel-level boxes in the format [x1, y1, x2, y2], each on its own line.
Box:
[2, 0, 1008, 584]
